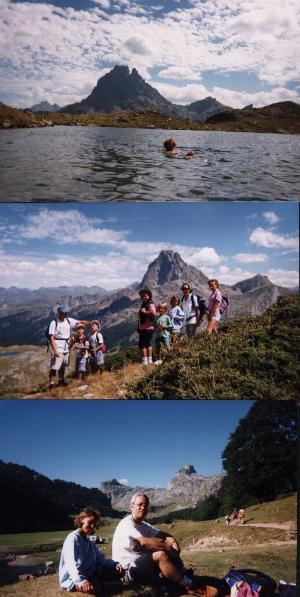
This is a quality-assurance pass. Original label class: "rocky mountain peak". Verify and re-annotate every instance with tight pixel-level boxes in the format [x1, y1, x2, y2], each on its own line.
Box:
[140, 250, 208, 291]
[176, 464, 197, 476]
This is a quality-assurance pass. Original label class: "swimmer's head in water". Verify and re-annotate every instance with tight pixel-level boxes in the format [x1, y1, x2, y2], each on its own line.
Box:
[164, 137, 176, 151]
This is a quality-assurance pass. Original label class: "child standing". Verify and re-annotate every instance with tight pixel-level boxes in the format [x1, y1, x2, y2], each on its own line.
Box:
[168, 295, 186, 345]
[70, 323, 89, 380]
[88, 320, 105, 376]
[154, 303, 172, 365]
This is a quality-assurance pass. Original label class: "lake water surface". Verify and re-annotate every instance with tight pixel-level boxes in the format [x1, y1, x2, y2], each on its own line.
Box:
[0, 126, 299, 201]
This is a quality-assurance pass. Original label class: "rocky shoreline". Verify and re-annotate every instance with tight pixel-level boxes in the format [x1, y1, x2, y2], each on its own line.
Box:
[1, 101, 300, 133]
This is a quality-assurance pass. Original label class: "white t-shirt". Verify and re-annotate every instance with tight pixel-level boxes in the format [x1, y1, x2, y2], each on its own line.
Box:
[181, 294, 199, 324]
[112, 515, 159, 567]
[48, 317, 79, 352]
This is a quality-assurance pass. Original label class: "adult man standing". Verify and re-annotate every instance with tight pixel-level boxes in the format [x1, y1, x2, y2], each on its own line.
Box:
[112, 493, 228, 597]
[48, 305, 89, 389]
[180, 283, 201, 338]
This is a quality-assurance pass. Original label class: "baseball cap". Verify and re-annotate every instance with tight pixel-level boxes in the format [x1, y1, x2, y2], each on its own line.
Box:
[91, 320, 100, 327]
[57, 304, 71, 313]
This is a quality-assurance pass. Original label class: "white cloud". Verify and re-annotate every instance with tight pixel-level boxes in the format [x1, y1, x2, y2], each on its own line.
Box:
[266, 268, 299, 288]
[158, 66, 202, 81]
[233, 253, 268, 263]
[262, 211, 280, 225]
[249, 227, 299, 250]
[216, 266, 254, 285]
[124, 37, 150, 56]
[117, 478, 129, 485]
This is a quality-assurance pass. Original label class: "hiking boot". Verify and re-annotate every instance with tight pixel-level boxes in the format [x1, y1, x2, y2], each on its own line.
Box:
[58, 379, 68, 387]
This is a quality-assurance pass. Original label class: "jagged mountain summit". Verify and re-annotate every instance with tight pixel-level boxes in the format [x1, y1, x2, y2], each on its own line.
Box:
[60, 65, 229, 122]
[61, 65, 176, 115]
[99, 465, 224, 512]
[140, 251, 209, 291]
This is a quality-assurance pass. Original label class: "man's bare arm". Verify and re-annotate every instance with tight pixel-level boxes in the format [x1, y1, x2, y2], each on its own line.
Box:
[134, 535, 179, 556]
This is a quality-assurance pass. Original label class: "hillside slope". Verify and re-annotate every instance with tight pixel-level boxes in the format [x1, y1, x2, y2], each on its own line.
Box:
[127, 295, 300, 399]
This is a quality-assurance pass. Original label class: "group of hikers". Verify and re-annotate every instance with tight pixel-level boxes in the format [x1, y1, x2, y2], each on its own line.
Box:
[137, 280, 227, 366]
[59, 494, 230, 596]
[47, 279, 226, 387]
[225, 508, 246, 526]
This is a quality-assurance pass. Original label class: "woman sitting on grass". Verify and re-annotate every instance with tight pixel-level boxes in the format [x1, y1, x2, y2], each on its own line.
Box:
[59, 507, 123, 594]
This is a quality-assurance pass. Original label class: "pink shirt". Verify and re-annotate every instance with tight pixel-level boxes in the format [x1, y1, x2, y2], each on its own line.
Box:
[208, 289, 222, 314]
[139, 302, 156, 330]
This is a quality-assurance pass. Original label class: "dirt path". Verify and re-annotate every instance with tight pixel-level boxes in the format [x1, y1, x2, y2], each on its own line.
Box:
[243, 522, 296, 530]
[22, 362, 147, 399]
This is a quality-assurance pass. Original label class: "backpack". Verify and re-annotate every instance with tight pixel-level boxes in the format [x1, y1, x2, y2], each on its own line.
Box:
[224, 568, 277, 597]
[101, 337, 108, 353]
[45, 318, 71, 352]
[219, 295, 229, 315]
[182, 294, 206, 319]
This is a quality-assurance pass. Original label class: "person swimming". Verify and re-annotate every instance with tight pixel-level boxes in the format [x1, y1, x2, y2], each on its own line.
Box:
[163, 137, 194, 158]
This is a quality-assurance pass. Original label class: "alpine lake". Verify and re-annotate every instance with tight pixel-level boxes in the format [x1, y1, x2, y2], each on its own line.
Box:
[0, 126, 299, 201]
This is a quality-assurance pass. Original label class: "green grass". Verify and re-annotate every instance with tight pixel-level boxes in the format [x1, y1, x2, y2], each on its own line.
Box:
[126, 296, 300, 399]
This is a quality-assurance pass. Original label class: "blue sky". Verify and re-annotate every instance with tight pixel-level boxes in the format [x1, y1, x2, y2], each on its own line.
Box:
[0, 400, 253, 487]
[1, 0, 299, 109]
[0, 202, 298, 289]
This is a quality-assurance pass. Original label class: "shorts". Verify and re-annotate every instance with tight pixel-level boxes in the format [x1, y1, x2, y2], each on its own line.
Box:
[210, 313, 221, 322]
[90, 351, 104, 366]
[185, 323, 197, 338]
[75, 356, 88, 373]
[138, 329, 154, 349]
[155, 335, 171, 349]
[127, 554, 159, 584]
[50, 352, 69, 371]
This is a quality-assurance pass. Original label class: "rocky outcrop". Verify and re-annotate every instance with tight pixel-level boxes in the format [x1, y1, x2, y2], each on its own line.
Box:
[100, 465, 224, 512]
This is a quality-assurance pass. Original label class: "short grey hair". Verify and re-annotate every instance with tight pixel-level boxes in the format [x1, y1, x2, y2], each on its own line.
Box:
[130, 493, 150, 506]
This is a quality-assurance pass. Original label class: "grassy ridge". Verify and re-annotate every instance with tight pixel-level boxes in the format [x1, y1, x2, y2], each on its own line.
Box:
[127, 296, 300, 399]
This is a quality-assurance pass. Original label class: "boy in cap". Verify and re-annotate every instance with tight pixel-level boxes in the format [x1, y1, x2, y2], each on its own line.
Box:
[88, 320, 104, 376]
[70, 322, 90, 381]
[48, 305, 88, 389]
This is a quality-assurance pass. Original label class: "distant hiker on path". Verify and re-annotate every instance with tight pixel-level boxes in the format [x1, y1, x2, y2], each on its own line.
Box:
[48, 305, 89, 390]
[153, 302, 172, 364]
[88, 320, 105, 376]
[225, 514, 231, 526]
[112, 493, 229, 597]
[238, 508, 245, 525]
[181, 283, 201, 338]
[163, 137, 195, 158]
[206, 279, 222, 335]
[137, 289, 156, 366]
[168, 295, 186, 345]
[232, 509, 239, 526]
[59, 507, 123, 593]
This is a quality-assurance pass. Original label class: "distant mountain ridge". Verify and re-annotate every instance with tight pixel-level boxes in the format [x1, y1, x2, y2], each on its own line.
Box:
[28, 101, 61, 113]
[99, 464, 224, 513]
[60, 65, 230, 123]
[0, 250, 290, 348]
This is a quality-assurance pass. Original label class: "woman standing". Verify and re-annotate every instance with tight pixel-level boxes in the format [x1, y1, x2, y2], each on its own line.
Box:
[206, 279, 222, 335]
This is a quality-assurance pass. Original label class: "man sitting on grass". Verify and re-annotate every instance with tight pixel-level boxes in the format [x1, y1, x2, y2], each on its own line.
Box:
[112, 493, 229, 597]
